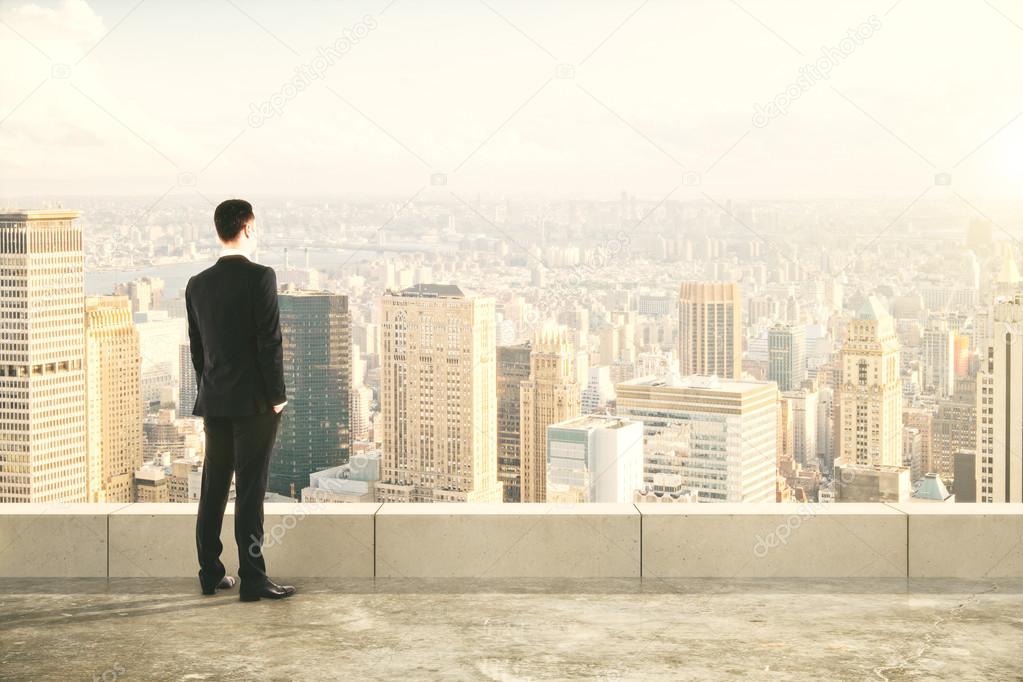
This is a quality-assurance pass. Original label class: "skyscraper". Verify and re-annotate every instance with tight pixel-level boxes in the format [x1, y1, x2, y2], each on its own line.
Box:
[678, 281, 742, 379]
[781, 387, 818, 468]
[271, 291, 353, 497]
[581, 365, 616, 414]
[177, 343, 197, 418]
[376, 284, 502, 503]
[350, 343, 373, 442]
[932, 377, 976, 487]
[85, 296, 143, 503]
[976, 293, 1023, 503]
[768, 324, 806, 392]
[902, 406, 934, 479]
[520, 325, 581, 502]
[497, 342, 531, 503]
[837, 297, 903, 468]
[135, 310, 185, 407]
[921, 320, 955, 397]
[0, 210, 88, 502]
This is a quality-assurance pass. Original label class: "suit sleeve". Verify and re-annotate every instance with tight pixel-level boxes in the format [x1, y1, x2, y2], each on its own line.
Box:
[185, 278, 204, 387]
[254, 267, 287, 405]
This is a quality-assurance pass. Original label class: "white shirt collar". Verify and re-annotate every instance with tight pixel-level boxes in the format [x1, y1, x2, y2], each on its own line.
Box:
[219, 247, 252, 261]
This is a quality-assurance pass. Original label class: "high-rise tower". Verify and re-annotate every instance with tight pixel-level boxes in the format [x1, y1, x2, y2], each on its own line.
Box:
[0, 210, 88, 502]
[837, 297, 902, 468]
[85, 296, 143, 503]
[768, 323, 806, 392]
[377, 284, 502, 502]
[271, 291, 352, 497]
[976, 293, 1023, 502]
[178, 343, 197, 418]
[520, 325, 581, 503]
[678, 281, 742, 379]
[497, 342, 531, 503]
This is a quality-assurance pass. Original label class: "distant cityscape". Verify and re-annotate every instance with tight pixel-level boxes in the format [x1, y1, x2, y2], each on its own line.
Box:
[0, 193, 1020, 506]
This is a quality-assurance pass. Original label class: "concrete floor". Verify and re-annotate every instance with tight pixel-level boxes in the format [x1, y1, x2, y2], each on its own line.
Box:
[2, 578, 1023, 681]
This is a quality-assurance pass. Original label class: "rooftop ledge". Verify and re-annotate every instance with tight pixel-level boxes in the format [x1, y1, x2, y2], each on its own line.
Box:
[1, 503, 1021, 580]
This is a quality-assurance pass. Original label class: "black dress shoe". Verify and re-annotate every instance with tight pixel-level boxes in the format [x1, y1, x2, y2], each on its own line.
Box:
[201, 575, 237, 595]
[239, 579, 296, 602]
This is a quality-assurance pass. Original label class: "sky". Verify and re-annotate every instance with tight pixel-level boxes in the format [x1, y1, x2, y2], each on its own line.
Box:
[1, 0, 1022, 204]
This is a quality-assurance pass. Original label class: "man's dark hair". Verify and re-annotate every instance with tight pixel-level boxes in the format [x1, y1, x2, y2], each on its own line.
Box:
[213, 199, 254, 242]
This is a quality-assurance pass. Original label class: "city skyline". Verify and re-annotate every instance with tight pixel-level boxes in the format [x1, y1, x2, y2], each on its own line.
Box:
[1, 196, 1019, 506]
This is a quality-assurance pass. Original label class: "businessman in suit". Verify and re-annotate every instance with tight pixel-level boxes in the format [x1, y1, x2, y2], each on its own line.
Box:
[186, 199, 295, 601]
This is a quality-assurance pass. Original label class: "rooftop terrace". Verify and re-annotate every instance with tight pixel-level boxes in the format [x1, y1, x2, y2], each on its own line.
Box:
[2, 502, 1022, 680]
[4, 577, 1022, 681]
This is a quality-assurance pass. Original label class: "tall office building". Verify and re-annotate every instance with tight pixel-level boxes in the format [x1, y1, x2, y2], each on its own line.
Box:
[581, 365, 616, 414]
[350, 344, 372, 442]
[177, 343, 197, 418]
[921, 321, 955, 397]
[497, 342, 531, 502]
[617, 373, 778, 502]
[520, 325, 581, 502]
[376, 284, 502, 502]
[0, 210, 88, 503]
[817, 384, 836, 472]
[546, 415, 643, 503]
[135, 311, 185, 407]
[837, 297, 903, 468]
[781, 387, 819, 468]
[678, 281, 742, 379]
[902, 406, 935, 479]
[269, 291, 352, 497]
[85, 296, 144, 503]
[976, 294, 1023, 502]
[768, 324, 806, 392]
[932, 377, 976, 486]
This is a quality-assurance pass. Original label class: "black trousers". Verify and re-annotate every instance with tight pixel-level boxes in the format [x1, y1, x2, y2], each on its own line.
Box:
[196, 410, 281, 591]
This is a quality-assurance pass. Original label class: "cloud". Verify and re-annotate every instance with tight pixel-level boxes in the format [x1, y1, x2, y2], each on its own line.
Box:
[1, 0, 106, 61]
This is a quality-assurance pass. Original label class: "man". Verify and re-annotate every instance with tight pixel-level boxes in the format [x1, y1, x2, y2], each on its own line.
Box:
[186, 199, 296, 602]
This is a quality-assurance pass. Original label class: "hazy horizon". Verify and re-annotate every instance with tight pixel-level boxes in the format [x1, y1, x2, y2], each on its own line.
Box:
[2, 0, 1022, 208]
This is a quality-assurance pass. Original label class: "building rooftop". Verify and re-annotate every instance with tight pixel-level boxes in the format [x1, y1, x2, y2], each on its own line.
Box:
[394, 283, 465, 299]
[620, 373, 775, 394]
[278, 289, 341, 298]
[1, 577, 1021, 680]
[0, 209, 82, 221]
[4, 502, 1023, 679]
[856, 295, 891, 321]
[550, 414, 640, 432]
[914, 473, 953, 501]
[836, 462, 910, 474]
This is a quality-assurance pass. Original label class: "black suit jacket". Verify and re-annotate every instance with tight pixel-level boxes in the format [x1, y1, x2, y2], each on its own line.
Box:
[185, 255, 286, 417]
